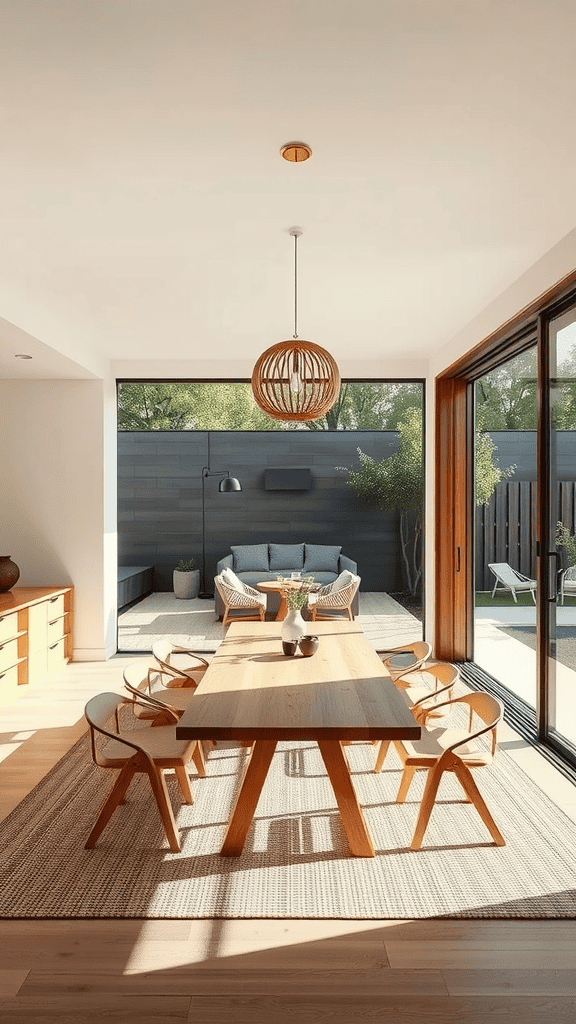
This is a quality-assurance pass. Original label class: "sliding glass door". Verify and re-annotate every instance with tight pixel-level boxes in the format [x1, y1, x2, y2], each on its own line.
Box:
[544, 304, 576, 758]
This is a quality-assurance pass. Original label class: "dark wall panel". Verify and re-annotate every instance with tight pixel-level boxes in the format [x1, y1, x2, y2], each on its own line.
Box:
[117, 431, 405, 592]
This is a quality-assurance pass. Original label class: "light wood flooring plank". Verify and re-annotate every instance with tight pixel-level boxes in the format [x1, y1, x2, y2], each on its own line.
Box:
[0, 995, 190, 1024]
[184, 994, 576, 1024]
[0, 972, 29, 998]
[385, 941, 576, 970]
[442, 969, 576, 996]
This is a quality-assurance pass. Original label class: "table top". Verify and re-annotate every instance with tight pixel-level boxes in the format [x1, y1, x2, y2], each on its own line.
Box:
[256, 578, 320, 593]
[176, 620, 421, 742]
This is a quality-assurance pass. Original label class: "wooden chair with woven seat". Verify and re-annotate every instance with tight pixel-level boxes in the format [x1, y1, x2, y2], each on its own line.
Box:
[375, 641, 433, 682]
[123, 662, 211, 776]
[373, 662, 460, 771]
[308, 575, 360, 621]
[84, 692, 198, 852]
[214, 572, 267, 628]
[376, 690, 505, 851]
[151, 639, 211, 686]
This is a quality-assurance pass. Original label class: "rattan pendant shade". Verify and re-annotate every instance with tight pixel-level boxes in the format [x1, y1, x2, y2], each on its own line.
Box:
[251, 339, 340, 422]
[251, 228, 341, 422]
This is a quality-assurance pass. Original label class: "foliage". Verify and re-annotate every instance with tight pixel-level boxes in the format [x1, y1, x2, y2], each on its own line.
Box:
[475, 431, 516, 505]
[555, 522, 576, 566]
[175, 558, 195, 571]
[476, 342, 576, 431]
[284, 589, 310, 611]
[338, 408, 423, 596]
[117, 381, 423, 432]
[339, 408, 512, 596]
[118, 383, 284, 431]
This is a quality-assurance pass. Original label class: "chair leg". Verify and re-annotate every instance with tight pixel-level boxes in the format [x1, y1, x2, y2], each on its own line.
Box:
[410, 765, 445, 850]
[511, 587, 517, 603]
[146, 765, 181, 853]
[397, 765, 417, 803]
[453, 764, 506, 846]
[191, 740, 207, 777]
[85, 762, 136, 849]
[174, 764, 194, 804]
[374, 740, 391, 773]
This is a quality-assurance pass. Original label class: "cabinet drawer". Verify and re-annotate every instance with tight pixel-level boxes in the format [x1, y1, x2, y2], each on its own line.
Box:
[0, 663, 19, 700]
[46, 593, 66, 618]
[0, 612, 19, 645]
[47, 614, 67, 645]
[47, 637, 67, 674]
[0, 637, 20, 673]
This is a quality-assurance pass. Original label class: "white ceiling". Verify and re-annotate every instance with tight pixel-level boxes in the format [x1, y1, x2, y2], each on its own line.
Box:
[2, 0, 576, 379]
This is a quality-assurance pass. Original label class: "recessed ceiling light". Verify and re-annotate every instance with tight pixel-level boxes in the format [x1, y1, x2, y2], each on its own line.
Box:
[15, 353, 32, 359]
[280, 142, 312, 162]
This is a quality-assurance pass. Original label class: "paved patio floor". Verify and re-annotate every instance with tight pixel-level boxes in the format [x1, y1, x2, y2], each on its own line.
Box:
[118, 591, 423, 653]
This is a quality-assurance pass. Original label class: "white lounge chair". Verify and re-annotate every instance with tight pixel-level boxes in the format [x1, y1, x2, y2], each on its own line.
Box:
[488, 562, 536, 603]
[559, 564, 576, 604]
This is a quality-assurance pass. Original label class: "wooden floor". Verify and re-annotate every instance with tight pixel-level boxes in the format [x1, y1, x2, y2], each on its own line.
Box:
[1, 656, 576, 1023]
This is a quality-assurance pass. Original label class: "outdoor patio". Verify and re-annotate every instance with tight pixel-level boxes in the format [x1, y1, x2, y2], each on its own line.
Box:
[117, 591, 423, 653]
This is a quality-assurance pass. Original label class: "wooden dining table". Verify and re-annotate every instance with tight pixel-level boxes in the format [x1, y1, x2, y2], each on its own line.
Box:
[175, 620, 421, 857]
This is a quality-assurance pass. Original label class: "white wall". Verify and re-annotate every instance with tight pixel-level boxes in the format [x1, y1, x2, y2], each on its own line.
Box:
[0, 378, 117, 660]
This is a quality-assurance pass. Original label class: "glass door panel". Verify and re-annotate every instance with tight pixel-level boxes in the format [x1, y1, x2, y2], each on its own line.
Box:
[473, 348, 538, 707]
[547, 307, 576, 754]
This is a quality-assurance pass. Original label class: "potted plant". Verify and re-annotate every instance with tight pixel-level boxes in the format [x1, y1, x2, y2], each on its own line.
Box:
[173, 558, 200, 600]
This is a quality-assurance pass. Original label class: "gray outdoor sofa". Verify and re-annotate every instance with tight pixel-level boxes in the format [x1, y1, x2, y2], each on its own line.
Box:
[214, 542, 358, 619]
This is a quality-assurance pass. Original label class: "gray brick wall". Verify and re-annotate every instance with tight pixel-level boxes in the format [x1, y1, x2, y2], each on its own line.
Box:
[117, 430, 409, 592]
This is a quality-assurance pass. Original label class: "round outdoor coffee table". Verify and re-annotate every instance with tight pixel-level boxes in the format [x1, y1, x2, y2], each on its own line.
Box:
[256, 580, 320, 621]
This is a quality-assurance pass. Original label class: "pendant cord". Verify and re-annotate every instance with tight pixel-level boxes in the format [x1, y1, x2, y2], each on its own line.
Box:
[293, 231, 298, 340]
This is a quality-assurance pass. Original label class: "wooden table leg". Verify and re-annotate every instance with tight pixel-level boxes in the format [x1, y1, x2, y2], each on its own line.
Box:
[220, 739, 277, 856]
[317, 740, 375, 857]
[275, 593, 287, 621]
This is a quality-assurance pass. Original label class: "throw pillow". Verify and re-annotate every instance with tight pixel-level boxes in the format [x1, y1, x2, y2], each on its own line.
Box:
[220, 567, 244, 594]
[269, 543, 305, 571]
[330, 569, 357, 593]
[303, 543, 342, 574]
[231, 544, 269, 573]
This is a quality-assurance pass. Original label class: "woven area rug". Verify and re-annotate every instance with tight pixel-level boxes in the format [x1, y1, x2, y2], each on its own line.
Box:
[1, 734, 575, 919]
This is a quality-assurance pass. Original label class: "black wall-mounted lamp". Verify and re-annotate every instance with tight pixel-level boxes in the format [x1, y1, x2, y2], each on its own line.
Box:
[198, 467, 242, 599]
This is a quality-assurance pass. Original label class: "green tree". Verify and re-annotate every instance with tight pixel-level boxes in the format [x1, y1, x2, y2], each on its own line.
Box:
[305, 382, 422, 431]
[338, 408, 424, 596]
[118, 382, 284, 431]
[476, 350, 538, 430]
[339, 410, 513, 596]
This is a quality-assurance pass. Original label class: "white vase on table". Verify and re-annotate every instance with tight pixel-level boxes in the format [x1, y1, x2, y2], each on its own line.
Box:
[281, 608, 307, 644]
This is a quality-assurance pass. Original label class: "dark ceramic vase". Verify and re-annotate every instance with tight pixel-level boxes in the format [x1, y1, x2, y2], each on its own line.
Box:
[0, 556, 20, 593]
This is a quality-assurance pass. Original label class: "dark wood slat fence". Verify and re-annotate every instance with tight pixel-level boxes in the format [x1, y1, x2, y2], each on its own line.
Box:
[475, 480, 576, 590]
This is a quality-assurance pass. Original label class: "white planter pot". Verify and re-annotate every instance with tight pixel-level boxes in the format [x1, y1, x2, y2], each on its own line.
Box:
[173, 569, 200, 600]
[281, 608, 307, 643]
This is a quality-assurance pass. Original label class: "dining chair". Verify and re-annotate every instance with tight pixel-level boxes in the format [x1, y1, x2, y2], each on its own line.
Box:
[214, 572, 267, 628]
[375, 641, 433, 681]
[308, 574, 360, 621]
[84, 691, 198, 852]
[373, 662, 460, 771]
[376, 690, 505, 851]
[152, 639, 211, 686]
[123, 662, 210, 776]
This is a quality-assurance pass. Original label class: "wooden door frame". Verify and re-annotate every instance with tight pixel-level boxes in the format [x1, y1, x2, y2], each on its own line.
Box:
[433, 268, 576, 663]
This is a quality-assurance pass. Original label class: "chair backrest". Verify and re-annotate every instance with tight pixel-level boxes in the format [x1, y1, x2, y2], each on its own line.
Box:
[489, 562, 523, 584]
[85, 692, 145, 766]
[317, 576, 360, 608]
[425, 691, 503, 761]
[565, 564, 576, 582]
[152, 640, 209, 676]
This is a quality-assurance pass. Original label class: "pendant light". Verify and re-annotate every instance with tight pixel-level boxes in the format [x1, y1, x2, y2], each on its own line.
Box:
[251, 228, 341, 422]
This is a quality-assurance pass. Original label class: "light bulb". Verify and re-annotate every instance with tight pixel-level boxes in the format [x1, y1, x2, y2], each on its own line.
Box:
[290, 371, 303, 394]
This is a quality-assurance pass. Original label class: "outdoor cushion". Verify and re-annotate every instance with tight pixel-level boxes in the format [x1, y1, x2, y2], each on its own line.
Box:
[269, 543, 305, 571]
[387, 651, 420, 671]
[220, 567, 245, 594]
[329, 569, 357, 593]
[231, 544, 270, 573]
[303, 544, 342, 574]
